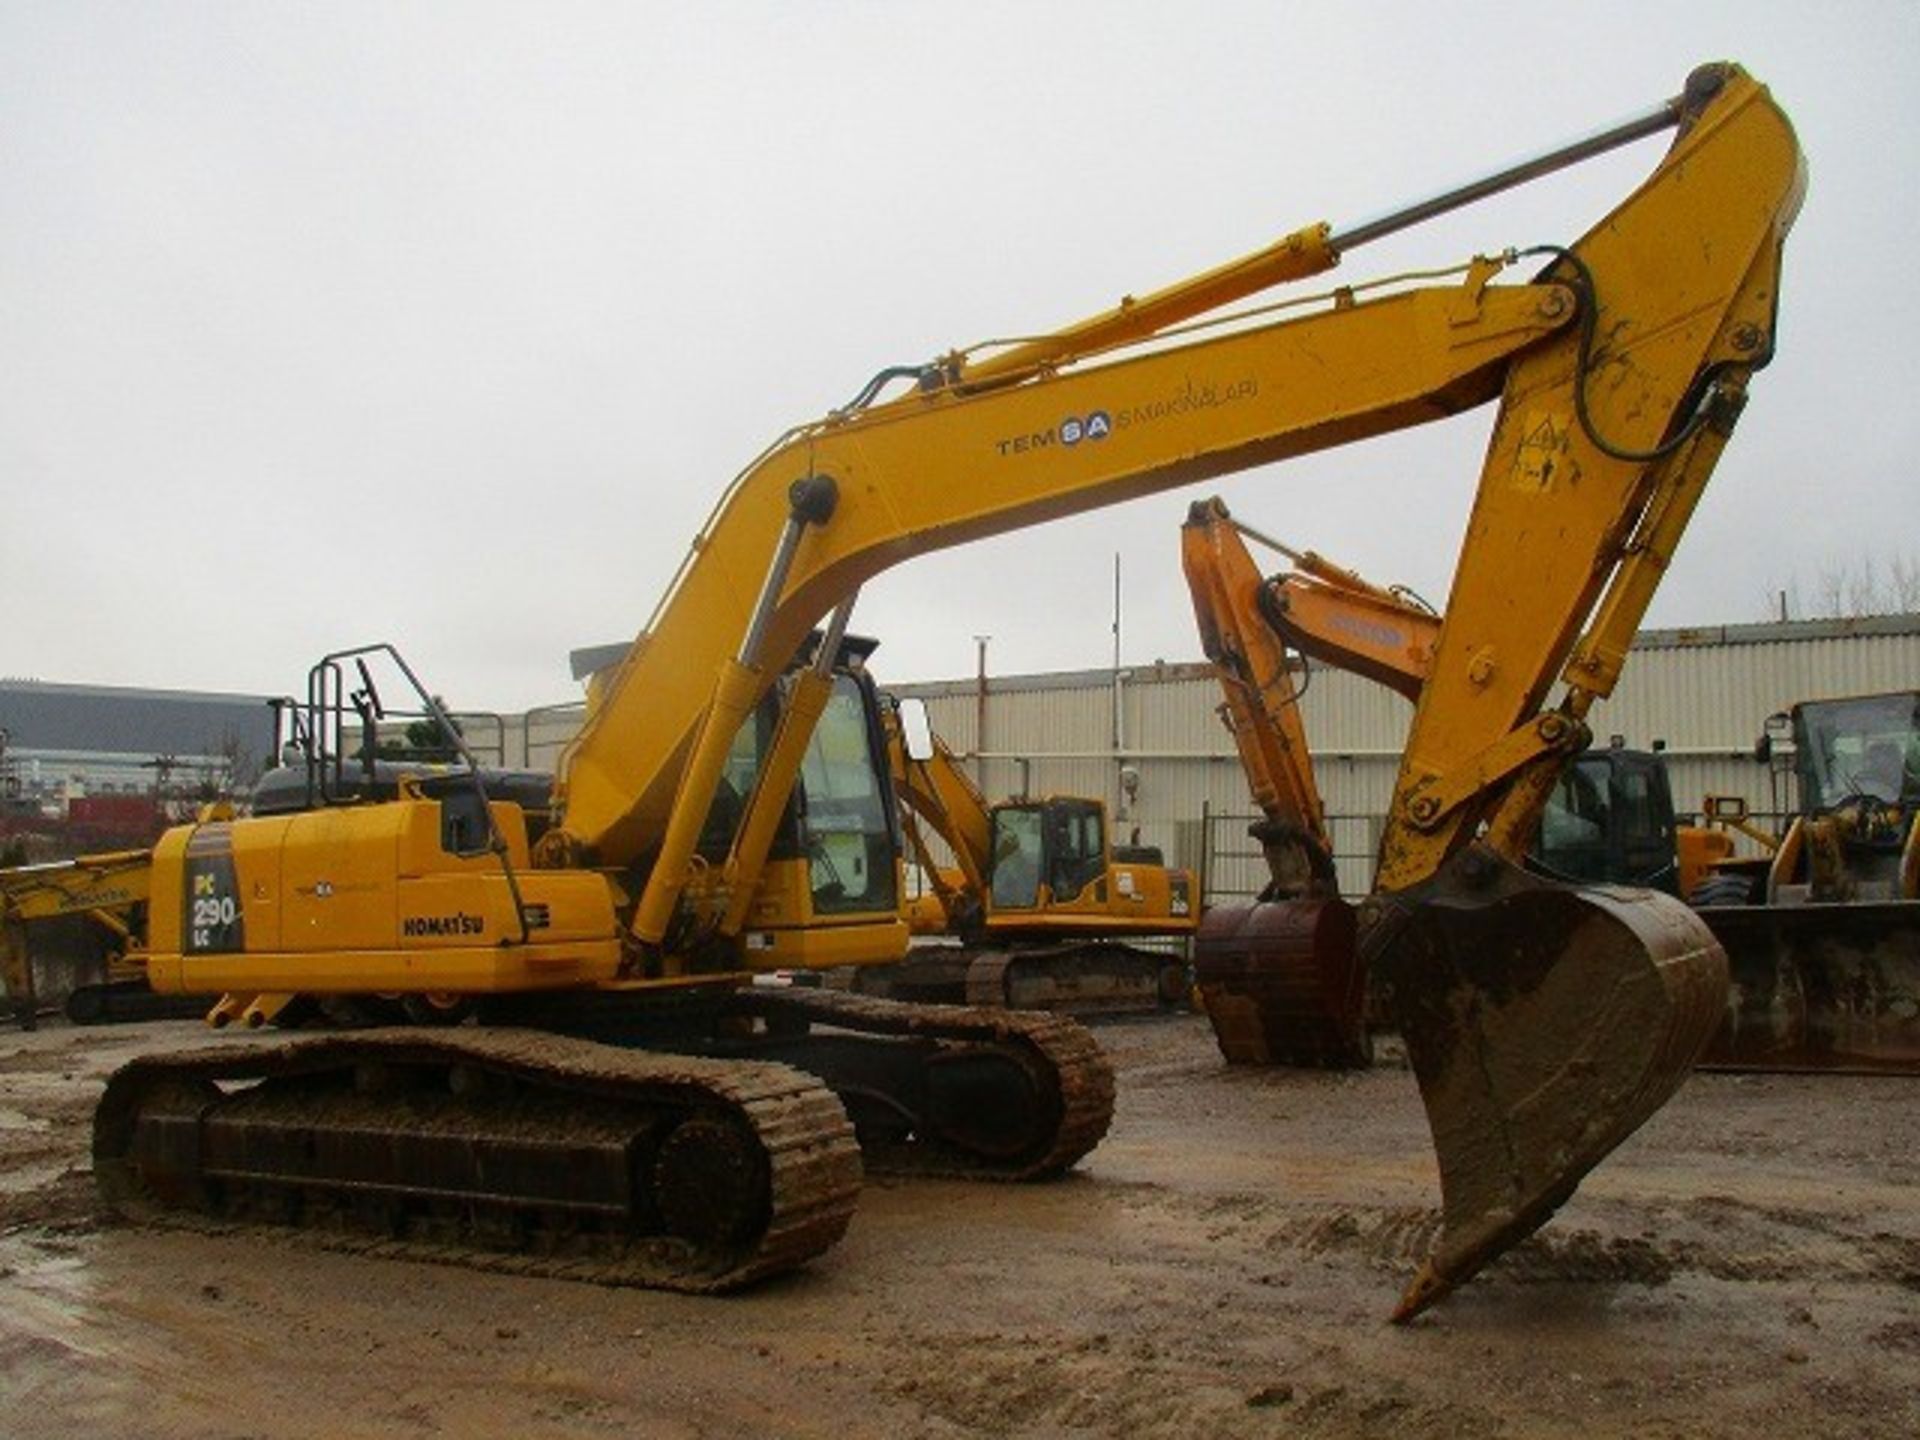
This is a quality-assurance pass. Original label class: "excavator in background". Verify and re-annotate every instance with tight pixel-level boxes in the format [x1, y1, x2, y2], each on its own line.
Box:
[0, 850, 203, 1027]
[1181, 498, 1440, 1065]
[94, 63, 1801, 1321]
[1532, 745, 1689, 896]
[840, 695, 1194, 1013]
[1186, 504, 1919, 1080]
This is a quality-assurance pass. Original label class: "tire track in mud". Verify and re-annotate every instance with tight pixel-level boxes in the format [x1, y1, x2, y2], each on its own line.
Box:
[1279, 1197, 1920, 1289]
[1123, 1185, 1920, 1293]
[881, 1323, 1506, 1440]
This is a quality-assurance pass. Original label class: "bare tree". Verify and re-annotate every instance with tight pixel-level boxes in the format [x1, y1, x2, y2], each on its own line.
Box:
[1892, 554, 1920, 612]
[1764, 551, 1920, 621]
[215, 727, 263, 792]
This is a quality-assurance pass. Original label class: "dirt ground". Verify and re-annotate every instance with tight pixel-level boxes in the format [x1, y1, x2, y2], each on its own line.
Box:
[1, 1015, 1914, 1440]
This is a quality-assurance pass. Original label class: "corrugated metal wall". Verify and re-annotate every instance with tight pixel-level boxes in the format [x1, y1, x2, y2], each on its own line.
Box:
[891, 615, 1920, 898]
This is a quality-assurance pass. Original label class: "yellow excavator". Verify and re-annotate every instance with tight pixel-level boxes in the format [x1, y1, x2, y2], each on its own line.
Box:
[1, 849, 208, 1027]
[839, 694, 1196, 1012]
[93, 62, 1802, 1320]
[2, 850, 149, 1026]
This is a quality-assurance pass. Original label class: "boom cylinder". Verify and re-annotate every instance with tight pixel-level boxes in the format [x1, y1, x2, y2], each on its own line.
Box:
[630, 477, 841, 949]
[718, 594, 861, 936]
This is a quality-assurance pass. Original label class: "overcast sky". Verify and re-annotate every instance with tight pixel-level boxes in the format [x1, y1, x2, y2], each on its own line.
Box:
[3, 2, 1915, 711]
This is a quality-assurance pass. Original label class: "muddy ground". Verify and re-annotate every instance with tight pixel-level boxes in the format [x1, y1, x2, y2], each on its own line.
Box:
[1, 1015, 1914, 1439]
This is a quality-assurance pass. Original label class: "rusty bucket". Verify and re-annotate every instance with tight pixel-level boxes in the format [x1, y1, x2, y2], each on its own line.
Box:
[1194, 897, 1370, 1068]
[1374, 847, 1727, 1320]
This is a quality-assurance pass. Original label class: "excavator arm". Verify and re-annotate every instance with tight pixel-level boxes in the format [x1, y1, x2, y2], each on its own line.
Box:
[881, 702, 995, 910]
[556, 67, 1800, 978]
[1181, 497, 1443, 900]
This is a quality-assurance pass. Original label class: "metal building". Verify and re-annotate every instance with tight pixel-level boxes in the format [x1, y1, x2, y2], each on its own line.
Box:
[461, 613, 1919, 903]
[0, 679, 277, 805]
[888, 613, 1920, 900]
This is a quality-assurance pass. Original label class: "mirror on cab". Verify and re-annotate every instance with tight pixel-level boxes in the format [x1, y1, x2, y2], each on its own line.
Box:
[898, 697, 936, 764]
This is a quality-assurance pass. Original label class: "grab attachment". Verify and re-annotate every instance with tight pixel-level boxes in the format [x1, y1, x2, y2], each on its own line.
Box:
[1373, 846, 1726, 1320]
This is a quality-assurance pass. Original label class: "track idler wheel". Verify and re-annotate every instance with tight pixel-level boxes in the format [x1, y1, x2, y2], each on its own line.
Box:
[1194, 897, 1370, 1067]
[1374, 846, 1727, 1321]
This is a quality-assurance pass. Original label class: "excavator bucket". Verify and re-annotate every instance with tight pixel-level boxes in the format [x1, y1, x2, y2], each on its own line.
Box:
[1375, 849, 1726, 1321]
[1194, 898, 1370, 1067]
[1698, 901, 1920, 1073]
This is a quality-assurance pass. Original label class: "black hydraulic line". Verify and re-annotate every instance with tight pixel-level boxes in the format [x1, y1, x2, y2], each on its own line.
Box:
[838, 363, 939, 414]
[1517, 244, 1746, 465]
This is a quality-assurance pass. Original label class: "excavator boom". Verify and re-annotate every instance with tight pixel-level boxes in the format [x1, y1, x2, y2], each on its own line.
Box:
[1174, 64, 1800, 1315]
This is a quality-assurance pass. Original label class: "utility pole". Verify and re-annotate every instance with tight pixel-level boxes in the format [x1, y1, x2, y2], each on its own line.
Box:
[973, 634, 990, 789]
[1112, 554, 1125, 819]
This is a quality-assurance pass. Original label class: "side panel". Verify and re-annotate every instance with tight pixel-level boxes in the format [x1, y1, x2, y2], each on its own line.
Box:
[276, 806, 403, 953]
[723, 855, 911, 973]
[145, 802, 624, 996]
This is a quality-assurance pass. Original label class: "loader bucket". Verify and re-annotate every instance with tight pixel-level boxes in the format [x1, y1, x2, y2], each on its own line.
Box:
[1697, 900, 1920, 1073]
[1194, 897, 1370, 1067]
[1374, 848, 1726, 1321]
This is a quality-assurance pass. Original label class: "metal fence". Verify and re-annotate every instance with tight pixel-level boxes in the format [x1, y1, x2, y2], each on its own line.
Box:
[1198, 805, 1382, 904]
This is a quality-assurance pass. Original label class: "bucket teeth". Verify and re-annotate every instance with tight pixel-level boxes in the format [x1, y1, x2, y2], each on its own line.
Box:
[1376, 847, 1728, 1320]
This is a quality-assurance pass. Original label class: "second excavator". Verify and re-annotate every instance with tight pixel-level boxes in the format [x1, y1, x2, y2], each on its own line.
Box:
[844, 694, 1196, 1013]
[91, 62, 1802, 1320]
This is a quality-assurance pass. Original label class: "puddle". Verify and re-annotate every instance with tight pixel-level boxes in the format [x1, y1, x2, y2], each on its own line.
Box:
[0, 1161, 73, 1199]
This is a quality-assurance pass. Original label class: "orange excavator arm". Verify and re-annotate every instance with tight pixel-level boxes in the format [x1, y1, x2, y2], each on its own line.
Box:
[1181, 497, 1442, 900]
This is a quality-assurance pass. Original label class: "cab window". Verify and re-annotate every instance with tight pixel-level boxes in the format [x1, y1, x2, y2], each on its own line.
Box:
[1047, 801, 1106, 902]
[796, 679, 897, 916]
[989, 806, 1044, 909]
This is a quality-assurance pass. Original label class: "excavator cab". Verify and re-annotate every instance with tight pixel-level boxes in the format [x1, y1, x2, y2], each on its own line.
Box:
[1795, 692, 1920, 817]
[1532, 748, 1681, 894]
[696, 664, 903, 924]
[986, 799, 1103, 910]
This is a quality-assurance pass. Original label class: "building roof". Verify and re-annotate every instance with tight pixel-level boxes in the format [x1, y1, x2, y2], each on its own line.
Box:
[1632, 612, 1920, 650]
[0, 680, 278, 760]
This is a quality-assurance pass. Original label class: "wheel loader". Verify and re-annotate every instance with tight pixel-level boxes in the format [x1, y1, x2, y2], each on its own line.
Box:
[92, 62, 1802, 1320]
[1684, 692, 1920, 1071]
